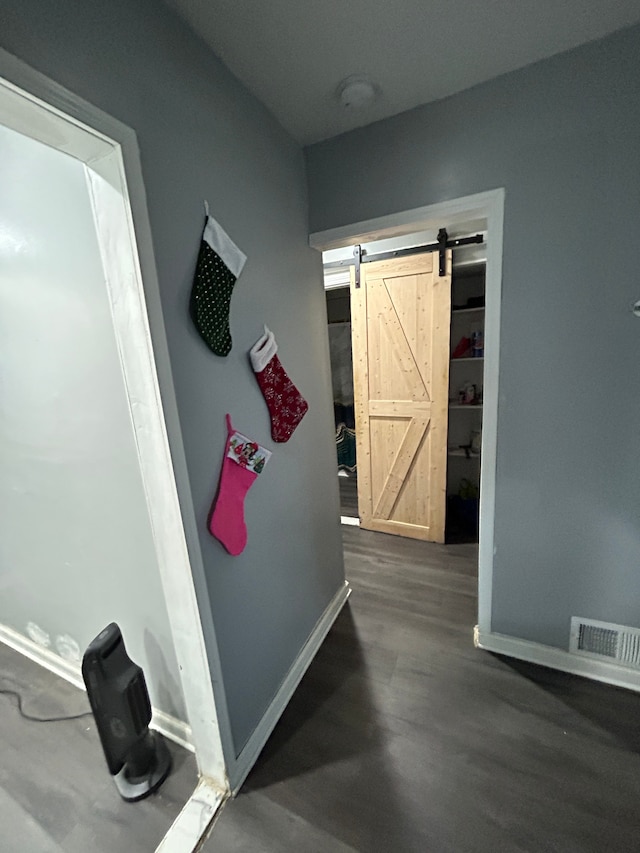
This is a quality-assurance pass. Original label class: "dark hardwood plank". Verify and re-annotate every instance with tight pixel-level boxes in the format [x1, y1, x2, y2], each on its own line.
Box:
[0, 643, 196, 852]
[207, 526, 640, 852]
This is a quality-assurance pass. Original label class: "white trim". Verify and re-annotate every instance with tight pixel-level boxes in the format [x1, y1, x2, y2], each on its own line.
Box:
[310, 188, 505, 634]
[154, 778, 226, 853]
[231, 581, 352, 793]
[151, 711, 194, 754]
[0, 623, 85, 691]
[476, 191, 503, 634]
[203, 214, 247, 279]
[0, 623, 194, 751]
[340, 515, 360, 526]
[84, 142, 228, 780]
[0, 52, 228, 796]
[324, 270, 351, 290]
[249, 325, 278, 372]
[83, 142, 227, 782]
[309, 190, 500, 251]
[475, 628, 640, 693]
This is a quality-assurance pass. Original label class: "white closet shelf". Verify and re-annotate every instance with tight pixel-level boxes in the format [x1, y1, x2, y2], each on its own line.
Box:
[448, 403, 483, 410]
[450, 357, 484, 363]
[448, 448, 481, 458]
[452, 306, 485, 314]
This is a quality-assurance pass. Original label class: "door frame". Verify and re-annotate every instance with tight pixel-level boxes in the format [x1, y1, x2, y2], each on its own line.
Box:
[311, 188, 504, 635]
[0, 49, 229, 849]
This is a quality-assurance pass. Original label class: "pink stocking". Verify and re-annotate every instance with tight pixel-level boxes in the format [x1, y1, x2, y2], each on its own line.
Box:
[209, 415, 271, 556]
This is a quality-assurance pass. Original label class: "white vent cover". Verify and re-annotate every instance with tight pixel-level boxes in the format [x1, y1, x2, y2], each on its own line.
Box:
[570, 617, 640, 669]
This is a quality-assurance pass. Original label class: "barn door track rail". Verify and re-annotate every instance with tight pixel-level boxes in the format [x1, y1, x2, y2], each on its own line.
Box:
[328, 229, 484, 286]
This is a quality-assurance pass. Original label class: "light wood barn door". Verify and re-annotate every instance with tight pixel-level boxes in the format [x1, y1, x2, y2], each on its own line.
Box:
[351, 251, 451, 542]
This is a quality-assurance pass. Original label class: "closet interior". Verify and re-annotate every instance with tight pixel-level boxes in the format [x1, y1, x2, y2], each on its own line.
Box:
[326, 285, 358, 519]
[446, 262, 486, 542]
[325, 243, 486, 542]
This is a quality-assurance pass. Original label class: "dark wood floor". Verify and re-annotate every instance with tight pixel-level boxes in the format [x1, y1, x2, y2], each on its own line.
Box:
[208, 526, 640, 852]
[3, 529, 640, 852]
[0, 643, 196, 853]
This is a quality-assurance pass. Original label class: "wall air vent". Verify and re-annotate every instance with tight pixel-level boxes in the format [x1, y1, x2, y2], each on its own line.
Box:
[570, 617, 640, 669]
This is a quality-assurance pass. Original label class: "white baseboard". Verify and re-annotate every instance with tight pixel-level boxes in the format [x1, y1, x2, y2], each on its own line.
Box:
[151, 709, 195, 753]
[475, 627, 640, 693]
[340, 515, 360, 526]
[0, 622, 85, 689]
[230, 580, 352, 792]
[0, 622, 194, 751]
[155, 777, 226, 853]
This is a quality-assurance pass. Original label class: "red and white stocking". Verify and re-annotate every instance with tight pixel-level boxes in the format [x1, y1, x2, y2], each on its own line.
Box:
[249, 326, 308, 442]
[209, 414, 271, 555]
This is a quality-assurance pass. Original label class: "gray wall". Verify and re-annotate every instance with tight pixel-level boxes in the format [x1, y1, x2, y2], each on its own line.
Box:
[0, 123, 185, 721]
[306, 25, 640, 650]
[0, 0, 345, 763]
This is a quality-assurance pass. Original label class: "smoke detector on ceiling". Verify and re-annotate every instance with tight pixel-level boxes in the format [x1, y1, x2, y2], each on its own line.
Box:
[336, 75, 379, 110]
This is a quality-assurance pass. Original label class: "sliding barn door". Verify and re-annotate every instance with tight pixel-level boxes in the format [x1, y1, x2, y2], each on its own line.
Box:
[351, 251, 451, 542]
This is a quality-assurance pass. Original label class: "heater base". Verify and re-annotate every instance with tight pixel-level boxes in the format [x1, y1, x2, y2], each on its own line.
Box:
[113, 731, 172, 802]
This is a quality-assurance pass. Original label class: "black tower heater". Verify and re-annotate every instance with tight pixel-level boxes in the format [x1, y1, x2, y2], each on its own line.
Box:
[82, 623, 172, 802]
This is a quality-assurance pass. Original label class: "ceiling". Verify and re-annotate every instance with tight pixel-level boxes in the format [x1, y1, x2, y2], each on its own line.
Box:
[166, 0, 640, 145]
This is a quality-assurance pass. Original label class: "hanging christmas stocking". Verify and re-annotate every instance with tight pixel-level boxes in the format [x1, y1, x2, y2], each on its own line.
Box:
[190, 204, 247, 357]
[209, 415, 271, 556]
[249, 326, 309, 442]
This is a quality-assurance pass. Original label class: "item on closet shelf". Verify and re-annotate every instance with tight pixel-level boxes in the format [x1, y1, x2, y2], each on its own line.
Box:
[470, 428, 482, 455]
[209, 414, 271, 556]
[459, 478, 479, 500]
[448, 478, 480, 534]
[189, 201, 247, 357]
[458, 382, 478, 405]
[466, 295, 485, 309]
[334, 402, 355, 430]
[249, 325, 308, 442]
[451, 336, 471, 359]
[336, 422, 357, 472]
[471, 329, 484, 358]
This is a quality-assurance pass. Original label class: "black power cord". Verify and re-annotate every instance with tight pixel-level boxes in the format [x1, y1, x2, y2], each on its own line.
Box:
[0, 686, 93, 723]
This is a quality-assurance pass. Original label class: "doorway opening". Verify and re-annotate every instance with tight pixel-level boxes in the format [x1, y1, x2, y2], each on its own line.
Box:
[0, 54, 228, 851]
[446, 261, 486, 543]
[324, 233, 487, 542]
[313, 189, 504, 633]
[324, 232, 486, 544]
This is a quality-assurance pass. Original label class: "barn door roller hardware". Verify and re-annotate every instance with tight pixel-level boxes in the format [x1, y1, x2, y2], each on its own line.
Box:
[436, 229, 486, 276]
[345, 230, 484, 287]
[353, 244, 362, 288]
[437, 228, 448, 276]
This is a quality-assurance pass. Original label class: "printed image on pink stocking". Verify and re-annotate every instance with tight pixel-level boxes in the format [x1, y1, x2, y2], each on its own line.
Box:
[209, 415, 271, 555]
[249, 326, 308, 442]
